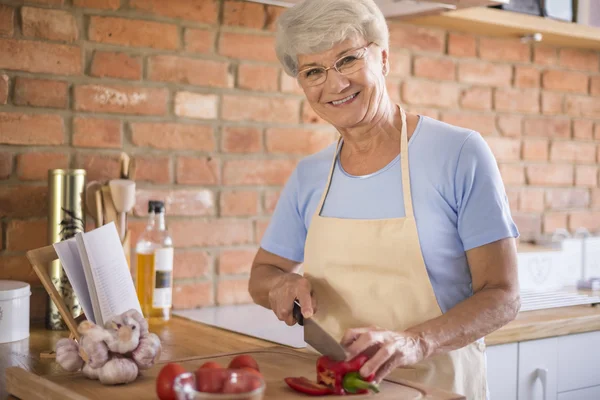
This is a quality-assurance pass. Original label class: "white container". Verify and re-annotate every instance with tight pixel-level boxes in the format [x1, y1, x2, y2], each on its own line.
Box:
[0, 280, 31, 344]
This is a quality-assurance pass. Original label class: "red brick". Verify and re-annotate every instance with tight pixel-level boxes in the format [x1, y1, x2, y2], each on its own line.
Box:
[569, 211, 600, 232]
[407, 107, 439, 120]
[0, 38, 81, 75]
[596, 124, 600, 140]
[133, 188, 215, 217]
[388, 23, 444, 53]
[448, 32, 476, 57]
[74, 154, 120, 182]
[598, 145, 600, 163]
[174, 92, 218, 120]
[174, 250, 211, 279]
[479, 37, 530, 63]
[0, 152, 11, 179]
[171, 219, 253, 247]
[592, 189, 600, 209]
[219, 32, 277, 62]
[0, 113, 64, 145]
[223, 0, 264, 29]
[173, 282, 213, 309]
[440, 112, 495, 135]
[402, 80, 459, 108]
[458, 61, 512, 87]
[238, 64, 279, 92]
[0, 185, 47, 218]
[220, 190, 259, 217]
[176, 156, 219, 185]
[217, 279, 252, 305]
[130, 0, 218, 24]
[522, 139, 548, 161]
[513, 213, 541, 241]
[89, 16, 178, 50]
[542, 92, 563, 115]
[222, 95, 299, 124]
[131, 122, 214, 151]
[559, 49, 599, 72]
[0, 5, 14, 37]
[134, 156, 171, 184]
[0, 74, 8, 105]
[460, 87, 491, 111]
[499, 164, 524, 185]
[221, 126, 262, 153]
[523, 117, 570, 138]
[546, 189, 590, 210]
[534, 45, 558, 66]
[543, 213, 568, 234]
[591, 76, 600, 96]
[223, 160, 296, 185]
[74, 0, 120, 9]
[506, 188, 520, 211]
[575, 165, 597, 187]
[573, 119, 594, 140]
[281, 72, 304, 95]
[497, 115, 522, 137]
[149, 55, 231, 88]
[5, 219, 46, 251]
[27, 0, 64, 4]
[565, 95, 600, 118]
[75, 84, 168, 115]
[495, 88, 539, 114]
[254, 218, 270, 243]
[21, 7, 77, 42]
[413, 56, 455, 81]
[0, 254, 39, 284]
[265, 5, 285, 32]
[263, 190, 280, 214]
[90, 51, 142, 80]
[542, 70, 589, 93]
[266, 128, 334, 155]
[13, 77, 68, 108]
[73, 117, 121, 148]
[484, 137, 521, 162]
[184, 29, 214, 54]
[388, 51, 411, 77]
[550, 141, 596, 163]
[302, 101, 328, 124]
[519, 189, 545, 212]
[515, 66, 540, 88]
[219, 249, 256, 275]
[17, 152, 68, 181]
[527, 165, 573, 186]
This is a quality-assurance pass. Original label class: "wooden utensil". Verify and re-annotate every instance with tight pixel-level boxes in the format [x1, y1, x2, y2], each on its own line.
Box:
[120, 153, 130, 179]
[108, 179, 136, 240]
[85, 181, 103, 227]
[100, 185, 118, 227]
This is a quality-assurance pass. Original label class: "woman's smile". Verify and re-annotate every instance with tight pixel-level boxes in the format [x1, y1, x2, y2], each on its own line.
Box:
[328, 91, 360, 107]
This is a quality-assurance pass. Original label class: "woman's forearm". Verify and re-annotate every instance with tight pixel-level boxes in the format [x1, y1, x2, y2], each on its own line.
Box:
[407, 286, 520, 359]
[248, 264, 287, 309]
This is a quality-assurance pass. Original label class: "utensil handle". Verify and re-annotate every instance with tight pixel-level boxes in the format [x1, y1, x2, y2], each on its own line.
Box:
[293, 300, 304, 326]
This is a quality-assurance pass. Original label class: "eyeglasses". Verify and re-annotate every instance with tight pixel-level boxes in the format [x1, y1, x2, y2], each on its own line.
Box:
[296, 43, 374, 87]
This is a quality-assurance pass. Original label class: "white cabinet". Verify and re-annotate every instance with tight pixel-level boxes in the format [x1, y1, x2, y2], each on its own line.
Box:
[518, 337, 558, 400]
[486, 343, 518, 400]
[558, 386, 600, 400]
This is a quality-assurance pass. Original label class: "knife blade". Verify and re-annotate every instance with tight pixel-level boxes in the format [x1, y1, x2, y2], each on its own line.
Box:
[293, 300, 347, 361]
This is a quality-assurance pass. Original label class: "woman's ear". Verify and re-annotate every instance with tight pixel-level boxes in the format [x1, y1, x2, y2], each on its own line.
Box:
[381, 48, 390, 77]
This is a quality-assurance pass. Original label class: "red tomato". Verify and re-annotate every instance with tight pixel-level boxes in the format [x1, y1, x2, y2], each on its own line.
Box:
[222, 373, 262, 394]
[195, 368, 229, 393]
[228, 355, 260, 372]
[198, 361, 222, 369]
[240, 367, 263, 379]
[156, 363, 187, 400]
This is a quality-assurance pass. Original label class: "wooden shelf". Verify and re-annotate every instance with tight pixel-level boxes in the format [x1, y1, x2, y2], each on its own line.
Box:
[406, 7, 600, 51]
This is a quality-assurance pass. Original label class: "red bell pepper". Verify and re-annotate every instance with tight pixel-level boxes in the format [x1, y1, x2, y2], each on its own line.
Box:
[316, 354, 380, 395]
[284, 377, 334, 396]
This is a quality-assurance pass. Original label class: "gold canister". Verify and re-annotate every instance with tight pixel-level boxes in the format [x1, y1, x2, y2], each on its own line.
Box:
[47, 169, 86, 330]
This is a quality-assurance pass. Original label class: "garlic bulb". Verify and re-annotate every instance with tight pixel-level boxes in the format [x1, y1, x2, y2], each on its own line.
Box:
[80, 334, 109, 369]
[82, 363, 100, 380]
[132, 333, 162, 369]
[104, 314, 141, 354]
[98, 356, 139, 385]
[55, 338, 84, 372]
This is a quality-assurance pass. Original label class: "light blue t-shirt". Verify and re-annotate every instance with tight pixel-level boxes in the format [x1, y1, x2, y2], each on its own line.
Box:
[261, 115, 519, 313]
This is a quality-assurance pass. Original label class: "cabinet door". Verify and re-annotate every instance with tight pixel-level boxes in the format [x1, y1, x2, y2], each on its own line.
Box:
[518, 337, 558, 400]
[557, 331, 600, 392]
[558, 385, 600, 400]
[486, 343, 518, 400]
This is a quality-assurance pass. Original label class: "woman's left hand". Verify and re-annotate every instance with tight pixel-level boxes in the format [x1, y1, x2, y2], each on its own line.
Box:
[340, 326, 426, 383]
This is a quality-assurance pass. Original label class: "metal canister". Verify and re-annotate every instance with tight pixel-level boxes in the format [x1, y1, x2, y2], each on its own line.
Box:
[47, 169, 86, 330]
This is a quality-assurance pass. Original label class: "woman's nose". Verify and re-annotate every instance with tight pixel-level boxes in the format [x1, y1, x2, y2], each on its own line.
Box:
[324, 69, 351, 93]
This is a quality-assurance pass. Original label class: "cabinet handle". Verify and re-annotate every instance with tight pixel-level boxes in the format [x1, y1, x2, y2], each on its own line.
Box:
[535, 368, 548, 400]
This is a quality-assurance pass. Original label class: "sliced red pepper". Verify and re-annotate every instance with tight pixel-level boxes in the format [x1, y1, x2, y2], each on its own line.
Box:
[316, 354, 379, 395]
[284, 376, 334, 396]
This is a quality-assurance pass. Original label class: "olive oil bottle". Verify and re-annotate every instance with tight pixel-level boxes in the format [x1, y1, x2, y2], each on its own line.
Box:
[134, 200, 173, 323]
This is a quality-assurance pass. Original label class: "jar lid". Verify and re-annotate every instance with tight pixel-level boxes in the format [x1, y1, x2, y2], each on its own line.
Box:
[0, 280, 31, 301]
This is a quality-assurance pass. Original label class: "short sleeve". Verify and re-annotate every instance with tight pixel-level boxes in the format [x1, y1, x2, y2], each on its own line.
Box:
[454, 132, 520, 251]
[260, 167, 307, 263]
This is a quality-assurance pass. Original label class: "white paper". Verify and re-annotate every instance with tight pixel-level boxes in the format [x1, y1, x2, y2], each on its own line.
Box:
[53, 238, 96, 324]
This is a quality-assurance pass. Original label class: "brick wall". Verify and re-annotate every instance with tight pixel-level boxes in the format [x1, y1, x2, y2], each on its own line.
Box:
[0, 0, 599, 322]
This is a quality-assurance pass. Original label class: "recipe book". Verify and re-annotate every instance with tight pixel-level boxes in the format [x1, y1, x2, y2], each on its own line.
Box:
[53, 222, 142, 327]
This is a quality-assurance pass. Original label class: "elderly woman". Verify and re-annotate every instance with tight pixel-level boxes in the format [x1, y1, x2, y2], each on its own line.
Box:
[248, 0, 520, 398]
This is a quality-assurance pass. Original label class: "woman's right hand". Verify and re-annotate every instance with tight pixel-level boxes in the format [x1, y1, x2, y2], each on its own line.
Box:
[268, 273, 317, 326]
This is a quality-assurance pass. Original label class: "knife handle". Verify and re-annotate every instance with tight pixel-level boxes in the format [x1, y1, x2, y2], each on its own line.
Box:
[293, 299, 304, 326]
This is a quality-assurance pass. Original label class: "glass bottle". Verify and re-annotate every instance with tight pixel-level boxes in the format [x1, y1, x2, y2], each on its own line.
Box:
[135, 200, 173, 323]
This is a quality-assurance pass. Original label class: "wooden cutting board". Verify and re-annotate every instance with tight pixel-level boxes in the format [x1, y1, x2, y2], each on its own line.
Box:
[6, 346, 465, 399]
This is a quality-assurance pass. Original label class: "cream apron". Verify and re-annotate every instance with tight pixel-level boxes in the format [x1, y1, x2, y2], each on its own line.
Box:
[302, 107, 488, 399]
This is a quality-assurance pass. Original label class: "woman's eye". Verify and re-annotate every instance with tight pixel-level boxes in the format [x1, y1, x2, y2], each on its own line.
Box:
[305, 69, 322, 77]
[339, 56, 357, 65]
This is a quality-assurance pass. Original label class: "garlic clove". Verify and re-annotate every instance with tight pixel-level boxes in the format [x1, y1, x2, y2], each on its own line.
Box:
[98, 356, 139, 385]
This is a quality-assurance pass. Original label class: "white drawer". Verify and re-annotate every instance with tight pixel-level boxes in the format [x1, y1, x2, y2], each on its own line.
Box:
[557, 331, 600, 392]
[558, 385, 600, 400]
[518, 337, 558, 400]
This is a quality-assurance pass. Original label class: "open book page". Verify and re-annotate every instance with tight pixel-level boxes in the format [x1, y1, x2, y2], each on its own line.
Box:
[53, 238, 97, 324]
[76, 222, 142, 327]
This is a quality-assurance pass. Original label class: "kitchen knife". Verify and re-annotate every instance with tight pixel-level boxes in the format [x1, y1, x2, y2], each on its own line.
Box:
[293, 300, 347, 361]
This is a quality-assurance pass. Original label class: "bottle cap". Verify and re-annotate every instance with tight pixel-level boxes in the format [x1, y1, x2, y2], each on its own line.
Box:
[148, 200, 165, 213]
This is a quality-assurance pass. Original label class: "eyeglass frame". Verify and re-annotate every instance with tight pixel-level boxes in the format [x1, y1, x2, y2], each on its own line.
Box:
[295, 42, 376, 87]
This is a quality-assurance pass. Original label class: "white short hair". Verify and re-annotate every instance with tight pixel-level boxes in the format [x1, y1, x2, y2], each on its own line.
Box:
[275, 0, 390, 77]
